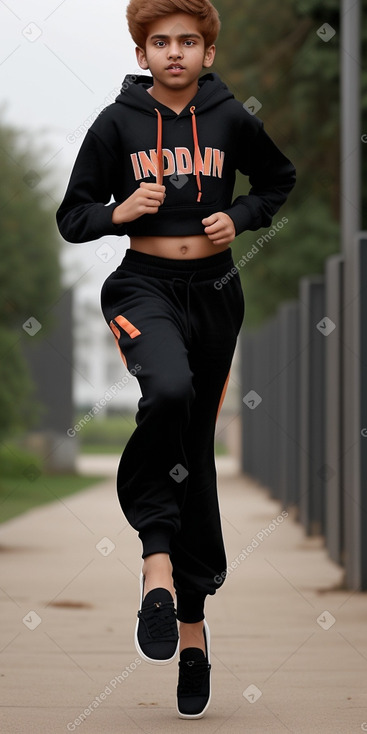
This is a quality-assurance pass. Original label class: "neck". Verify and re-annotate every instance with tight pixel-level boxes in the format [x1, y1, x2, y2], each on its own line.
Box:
[147, 78, 200, 114]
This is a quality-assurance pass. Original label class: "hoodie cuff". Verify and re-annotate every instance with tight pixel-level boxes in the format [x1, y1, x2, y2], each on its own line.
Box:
[223, 198, 259, 236]
[92, 201, 128, 238]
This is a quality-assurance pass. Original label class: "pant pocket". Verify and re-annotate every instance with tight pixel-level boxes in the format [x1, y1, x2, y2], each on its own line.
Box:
[110, 315, 141, 339]
[109, 315, 142, 367]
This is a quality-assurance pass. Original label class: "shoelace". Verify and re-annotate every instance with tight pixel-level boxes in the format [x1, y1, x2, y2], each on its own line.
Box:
[138, 600, 178, 640]
[178, 659, 211, 694]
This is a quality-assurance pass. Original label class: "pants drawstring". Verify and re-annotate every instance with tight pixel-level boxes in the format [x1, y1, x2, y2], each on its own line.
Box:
[170, 271, 196, 340]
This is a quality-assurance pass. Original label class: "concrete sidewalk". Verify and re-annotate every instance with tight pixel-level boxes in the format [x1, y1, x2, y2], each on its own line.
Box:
[1, 456, 366, 734]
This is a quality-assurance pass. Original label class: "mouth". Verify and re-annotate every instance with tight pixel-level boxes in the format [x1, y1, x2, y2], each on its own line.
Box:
[166, 64, 185, 73]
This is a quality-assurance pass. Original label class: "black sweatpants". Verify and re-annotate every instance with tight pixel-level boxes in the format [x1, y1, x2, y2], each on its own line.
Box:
[100, 247, 245, 623]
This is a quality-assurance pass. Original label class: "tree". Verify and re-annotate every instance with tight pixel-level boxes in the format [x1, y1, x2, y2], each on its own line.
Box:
[212, 0, 366, 326]
[0, 117, 61, 439]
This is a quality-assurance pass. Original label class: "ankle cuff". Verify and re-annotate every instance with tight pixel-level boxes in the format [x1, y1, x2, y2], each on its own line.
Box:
[176, 592, 206, 623]
[139, 527, 172, 558]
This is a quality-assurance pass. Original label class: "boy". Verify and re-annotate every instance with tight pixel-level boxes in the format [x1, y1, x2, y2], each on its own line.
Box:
[57, 0, 295, 719]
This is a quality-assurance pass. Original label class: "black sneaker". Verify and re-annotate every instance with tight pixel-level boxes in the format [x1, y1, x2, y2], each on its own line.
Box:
[177, 620, 211, 719]
[134, 573, 179, 665]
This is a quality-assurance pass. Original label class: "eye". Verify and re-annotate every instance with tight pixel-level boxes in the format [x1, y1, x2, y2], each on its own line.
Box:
[183, 40, 195, 46]
[154, 40, 166, 47]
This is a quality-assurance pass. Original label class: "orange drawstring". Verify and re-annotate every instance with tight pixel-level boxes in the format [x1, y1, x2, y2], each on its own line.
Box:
[154, 106, 202, 202]
[190, 105, 202, 203]
[154, 107, 164, 186]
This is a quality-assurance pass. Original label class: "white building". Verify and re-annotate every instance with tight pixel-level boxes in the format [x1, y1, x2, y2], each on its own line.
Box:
[62, 236, 141, 414]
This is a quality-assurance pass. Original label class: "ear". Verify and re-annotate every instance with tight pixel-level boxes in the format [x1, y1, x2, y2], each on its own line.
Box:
[203, 44, 216, 69]
[135, 46, 149, 70]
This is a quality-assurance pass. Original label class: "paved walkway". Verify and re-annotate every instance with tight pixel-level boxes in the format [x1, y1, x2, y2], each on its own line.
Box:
[1, 456, 366, 734]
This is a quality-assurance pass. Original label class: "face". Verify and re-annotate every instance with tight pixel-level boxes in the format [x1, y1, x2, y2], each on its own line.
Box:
[136, 12, 215, 90]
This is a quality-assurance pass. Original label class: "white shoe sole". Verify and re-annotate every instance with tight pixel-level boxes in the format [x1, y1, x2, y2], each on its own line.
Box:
[134, 571, 179, 666]
[177, 619, 211, 719]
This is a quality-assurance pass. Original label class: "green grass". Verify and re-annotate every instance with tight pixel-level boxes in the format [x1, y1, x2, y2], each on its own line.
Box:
[0, 414, 228, 523]
[76, 413, 135, 448]
[0, 473, 105, 524]
[76, 412, 228, 456]
[80, 442, 228, 456]
[80, 443, 125, 454]
[0, 442, 106, 524]
[214, 441, 228, 456]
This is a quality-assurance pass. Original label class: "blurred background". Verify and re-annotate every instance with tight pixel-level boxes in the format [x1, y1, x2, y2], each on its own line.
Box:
[0, 0, 366, 586]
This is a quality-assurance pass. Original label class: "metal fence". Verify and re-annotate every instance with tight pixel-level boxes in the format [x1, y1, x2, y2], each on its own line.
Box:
[240, 232, 367, 590]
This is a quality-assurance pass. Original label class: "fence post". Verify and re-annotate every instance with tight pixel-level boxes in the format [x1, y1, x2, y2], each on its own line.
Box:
[277, 301, 301, 510]
[299, 276, 326, 535]
[240, 329, 254, 476]
[324, 255, 344, 565]
[240, 327, 267, 481]
[253, 327, 267, 485]
[343, 233, 367, 589]
[267, 316, 280, 498]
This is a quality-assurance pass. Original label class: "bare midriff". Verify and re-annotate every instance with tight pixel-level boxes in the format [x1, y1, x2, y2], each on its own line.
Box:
[130, 234, 229, 259]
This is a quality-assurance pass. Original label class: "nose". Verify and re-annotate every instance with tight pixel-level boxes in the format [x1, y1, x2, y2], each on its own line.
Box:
[167, 42, 183, 59]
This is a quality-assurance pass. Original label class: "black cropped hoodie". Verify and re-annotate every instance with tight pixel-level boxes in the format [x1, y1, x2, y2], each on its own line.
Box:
[56, 72, 296, 243]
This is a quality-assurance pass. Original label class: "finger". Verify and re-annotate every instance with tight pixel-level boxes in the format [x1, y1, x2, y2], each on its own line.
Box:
[143, 190, 166, 203]
[144, 198, 163, 207]
[211, 237, 230, 246]
[142, 204, 160, 214]
[140, 182, 166, 193]
[207, 228, 231, 242]
[202, 214, 217, 226]
[204, 221, 225, 234]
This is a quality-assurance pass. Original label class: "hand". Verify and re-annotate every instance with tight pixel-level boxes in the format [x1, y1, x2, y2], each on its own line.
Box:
[112, 182, 166, 224]
[202, 212, 236, 246]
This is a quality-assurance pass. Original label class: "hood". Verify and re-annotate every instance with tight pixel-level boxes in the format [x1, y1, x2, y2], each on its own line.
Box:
[114, 72, 234, 202]
[115, 72, 234, 117]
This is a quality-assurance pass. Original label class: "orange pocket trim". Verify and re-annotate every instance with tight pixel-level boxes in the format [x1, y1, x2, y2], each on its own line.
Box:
[114, 314, 141, 339]
[109, 320, 127, 368]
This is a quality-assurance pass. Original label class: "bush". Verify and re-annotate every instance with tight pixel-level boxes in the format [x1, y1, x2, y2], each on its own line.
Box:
[0, 443, 43, 479]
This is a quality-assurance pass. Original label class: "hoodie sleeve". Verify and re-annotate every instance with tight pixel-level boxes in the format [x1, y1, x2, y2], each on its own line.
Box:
[223, 118, 296, 236]
[56, 129, 127, 244]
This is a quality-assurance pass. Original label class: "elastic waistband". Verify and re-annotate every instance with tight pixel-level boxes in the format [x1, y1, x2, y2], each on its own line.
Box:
[119, 247, 234, 281]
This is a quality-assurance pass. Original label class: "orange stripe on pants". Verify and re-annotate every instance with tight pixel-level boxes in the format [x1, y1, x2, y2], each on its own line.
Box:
[216, 370, 230, 422]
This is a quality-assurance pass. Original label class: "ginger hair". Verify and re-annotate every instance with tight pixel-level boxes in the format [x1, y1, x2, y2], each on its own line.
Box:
[126, 0, 221, 49]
